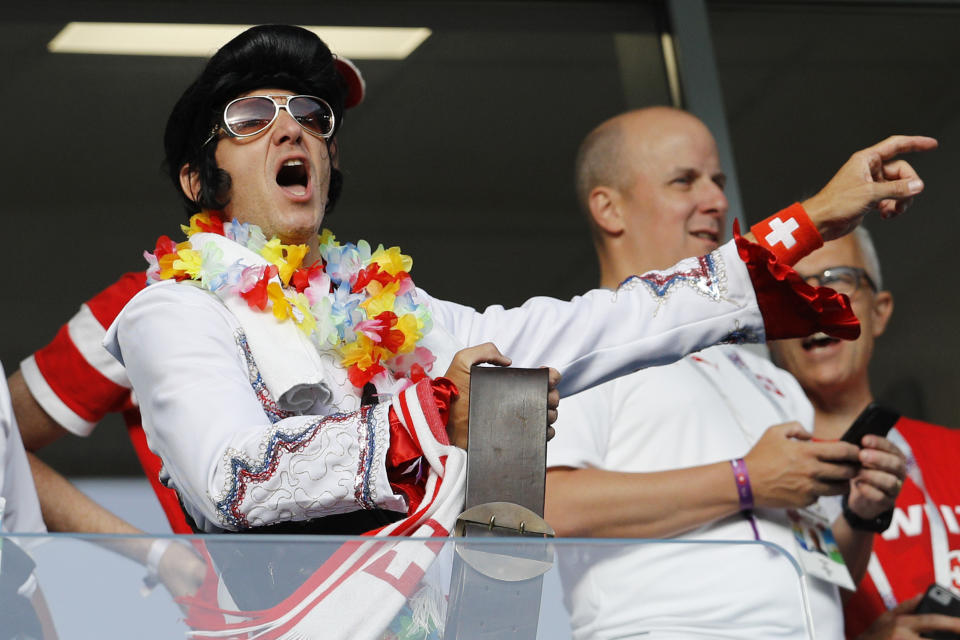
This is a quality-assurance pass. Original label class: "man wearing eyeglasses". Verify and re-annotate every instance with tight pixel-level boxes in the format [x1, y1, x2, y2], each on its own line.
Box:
[545, 107, 922, 639]
[771, 231, 960, 639]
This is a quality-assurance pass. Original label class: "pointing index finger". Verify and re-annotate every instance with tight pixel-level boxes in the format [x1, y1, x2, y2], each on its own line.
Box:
[870, 135, 939, 162]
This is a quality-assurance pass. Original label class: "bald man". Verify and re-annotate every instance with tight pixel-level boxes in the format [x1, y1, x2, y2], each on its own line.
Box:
[545, 108, 917, 639]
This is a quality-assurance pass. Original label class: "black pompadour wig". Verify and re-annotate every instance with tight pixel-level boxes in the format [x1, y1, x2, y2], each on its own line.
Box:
[163, 24, 346, 216]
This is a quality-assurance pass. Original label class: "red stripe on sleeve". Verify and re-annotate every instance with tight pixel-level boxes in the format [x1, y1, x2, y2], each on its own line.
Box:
[85, 272, 147, 329]
[30, 272, 147, 422]
[33, 271, 196, 534]
[33, 325, 129, 423]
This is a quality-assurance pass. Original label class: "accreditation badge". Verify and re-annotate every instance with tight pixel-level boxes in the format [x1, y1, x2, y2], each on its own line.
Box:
[787, 504, 855, 590]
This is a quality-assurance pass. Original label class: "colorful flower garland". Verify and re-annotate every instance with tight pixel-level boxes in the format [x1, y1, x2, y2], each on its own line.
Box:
[144, 212, 436, 392]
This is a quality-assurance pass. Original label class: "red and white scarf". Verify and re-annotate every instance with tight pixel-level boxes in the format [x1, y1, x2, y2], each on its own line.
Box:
[182, 378, 464, 639]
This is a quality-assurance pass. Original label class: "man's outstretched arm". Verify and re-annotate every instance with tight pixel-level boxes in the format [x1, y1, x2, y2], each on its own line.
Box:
[12, 372, 204, 600]
[8, 370, 69, 452]
[26, 446, 205, 601]
[546, 422, 859, 538]
[546, 462, 742, 539]
[10, 367, 142, 536]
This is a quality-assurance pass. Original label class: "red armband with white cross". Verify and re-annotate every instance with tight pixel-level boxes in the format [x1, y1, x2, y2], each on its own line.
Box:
[749, 203, 823, 267]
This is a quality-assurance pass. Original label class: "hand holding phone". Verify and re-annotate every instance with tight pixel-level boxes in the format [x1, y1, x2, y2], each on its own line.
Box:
[860, 588, 960, 640]
[838, 403, 904, 531]
[915, 583, 960, 639]
[840, 403, 900, 446]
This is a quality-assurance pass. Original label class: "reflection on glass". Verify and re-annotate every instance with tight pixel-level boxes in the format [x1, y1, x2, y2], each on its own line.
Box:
[4, 534, 812, 639]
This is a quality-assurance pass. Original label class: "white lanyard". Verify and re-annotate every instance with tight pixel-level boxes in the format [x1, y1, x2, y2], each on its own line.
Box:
[689, 350, 820, 639]
[687, 348, 790, 448]
[867, 427, 953, 608]
[686, 348, 793, 541]
[722, 349, 791, 425]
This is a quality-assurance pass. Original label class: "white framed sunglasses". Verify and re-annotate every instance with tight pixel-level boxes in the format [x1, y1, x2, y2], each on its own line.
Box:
[204, 94, 335, 145]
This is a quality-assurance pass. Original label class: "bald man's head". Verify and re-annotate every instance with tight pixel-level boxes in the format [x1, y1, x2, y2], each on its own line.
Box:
[575, 107, 729, 282]
[575, 107, 715, 214]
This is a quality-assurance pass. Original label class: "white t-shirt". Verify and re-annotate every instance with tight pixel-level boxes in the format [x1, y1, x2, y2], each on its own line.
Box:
[0, 362, 46, 534]
[547, 344, 844, 639]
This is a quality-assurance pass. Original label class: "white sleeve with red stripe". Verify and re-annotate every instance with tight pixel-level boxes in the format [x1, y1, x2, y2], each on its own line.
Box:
[21, 303, 134, 437]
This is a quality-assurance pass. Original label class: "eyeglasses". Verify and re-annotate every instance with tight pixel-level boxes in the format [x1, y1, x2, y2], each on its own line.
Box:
[204, 94, 335, 145]
[801, 266, 877, 297]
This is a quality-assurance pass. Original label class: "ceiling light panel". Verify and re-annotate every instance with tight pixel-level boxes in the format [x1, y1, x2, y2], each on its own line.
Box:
[48, 23, 431, 59]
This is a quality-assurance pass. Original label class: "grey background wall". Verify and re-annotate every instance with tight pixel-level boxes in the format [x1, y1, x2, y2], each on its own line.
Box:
[710, 1, 960, 424]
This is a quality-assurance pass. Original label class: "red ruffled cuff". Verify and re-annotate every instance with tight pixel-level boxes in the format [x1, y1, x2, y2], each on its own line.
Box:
[385, 377, 461, 514]
[734, 220, 860, 341]
[386, 406, 420, 471]
[429, 376, 460, 428]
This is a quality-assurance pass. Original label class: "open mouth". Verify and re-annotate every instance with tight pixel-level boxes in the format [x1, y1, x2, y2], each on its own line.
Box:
[276, 159, 309, 196]
[802, 332, 840, 351]
[690, 230, 719, 244]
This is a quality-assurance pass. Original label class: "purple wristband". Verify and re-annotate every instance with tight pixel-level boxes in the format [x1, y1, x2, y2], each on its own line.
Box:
[730, 458, 754, 511]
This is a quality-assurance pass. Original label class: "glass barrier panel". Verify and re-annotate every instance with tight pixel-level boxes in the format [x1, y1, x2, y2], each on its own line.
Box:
[1, 533, 816, 639]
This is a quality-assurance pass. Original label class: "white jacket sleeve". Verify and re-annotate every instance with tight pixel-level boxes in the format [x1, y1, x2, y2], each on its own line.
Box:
[109, 284, 405, 532]
[423, 240, 763, 397]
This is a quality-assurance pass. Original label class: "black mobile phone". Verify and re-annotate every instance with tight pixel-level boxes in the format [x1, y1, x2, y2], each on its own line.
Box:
[839, 403, 900, 446]
[915, 583, 960, 640]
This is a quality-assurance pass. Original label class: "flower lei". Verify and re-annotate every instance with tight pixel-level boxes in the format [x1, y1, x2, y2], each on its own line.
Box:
[144, 212, 436, 392]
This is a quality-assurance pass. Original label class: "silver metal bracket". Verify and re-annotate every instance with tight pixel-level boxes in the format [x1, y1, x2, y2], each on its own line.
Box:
[454, 502, 555, 538]
[453, 502, 555, 582]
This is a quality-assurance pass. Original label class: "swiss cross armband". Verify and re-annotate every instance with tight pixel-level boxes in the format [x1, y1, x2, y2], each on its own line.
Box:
[750, 203, 823, 267]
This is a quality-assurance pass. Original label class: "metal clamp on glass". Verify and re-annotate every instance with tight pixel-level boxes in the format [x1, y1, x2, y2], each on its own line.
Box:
[455, 502, 555, 539]
[454, 502, 555, 586]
